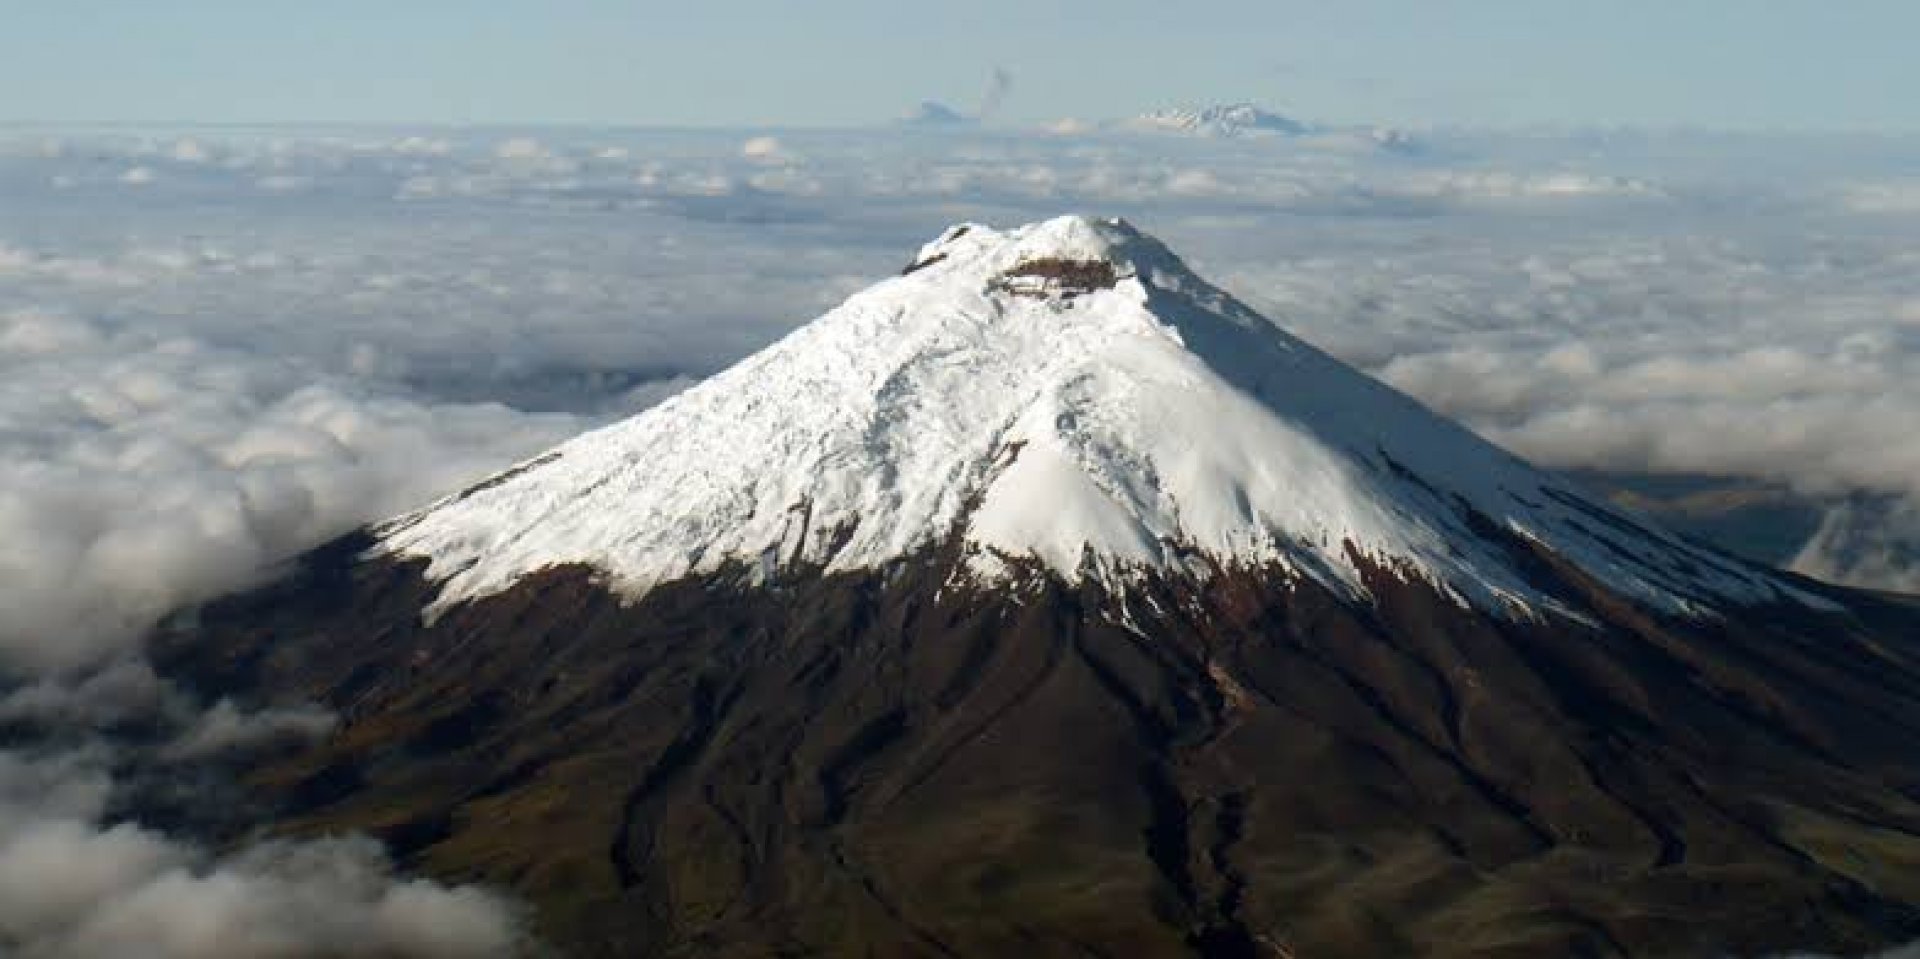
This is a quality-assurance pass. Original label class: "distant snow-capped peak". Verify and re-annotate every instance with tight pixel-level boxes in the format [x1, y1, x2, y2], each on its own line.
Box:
[898, 101, 975, 127]
[377, 215, 1823, 621]
[1110, 103, 1415, 152]
[1122, 103, 1311, 138]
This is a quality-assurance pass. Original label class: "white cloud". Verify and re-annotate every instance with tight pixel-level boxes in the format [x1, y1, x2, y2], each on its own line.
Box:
[1792, 497, 1920, 594]
[0, 660, 173, 731]
[0, 700, 525, 957]
[0, 748, 524, 959]
[1386, 169, 1659, 202]
[34, 836, 522, 959]
[0, 309, 585, 672]
[161, 699, 337, 761]
[491, 137, 549, 162]
[389, 135, 452, 157]
[0, 820, 188, 946]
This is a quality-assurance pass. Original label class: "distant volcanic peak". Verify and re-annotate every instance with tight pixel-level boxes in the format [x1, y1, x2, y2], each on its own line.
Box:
[1113, 104, 1417, 152]
[376, 216, 1830, 623]
[899, 100, 974, 126]
[1127, 102, 1311, 137]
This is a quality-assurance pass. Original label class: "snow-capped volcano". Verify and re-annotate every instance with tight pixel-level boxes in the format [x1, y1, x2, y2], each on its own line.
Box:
[158, 216, 1920, 959]
[378, 215, 1814, 620]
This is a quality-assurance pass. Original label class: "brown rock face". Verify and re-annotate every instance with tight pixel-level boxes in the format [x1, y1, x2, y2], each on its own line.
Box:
[154, 532, 1920, 958]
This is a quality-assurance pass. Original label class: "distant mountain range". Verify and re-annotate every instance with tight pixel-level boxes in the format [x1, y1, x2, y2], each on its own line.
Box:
[898, 99, 1416, 151]
[1113, 103, 1416, 151]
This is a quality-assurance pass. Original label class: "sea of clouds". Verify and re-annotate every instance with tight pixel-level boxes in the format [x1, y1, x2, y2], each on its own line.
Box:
[3, 123, 1919, 954]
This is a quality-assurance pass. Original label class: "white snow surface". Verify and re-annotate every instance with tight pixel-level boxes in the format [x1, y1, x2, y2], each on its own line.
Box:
[377, 215, 1828, 620]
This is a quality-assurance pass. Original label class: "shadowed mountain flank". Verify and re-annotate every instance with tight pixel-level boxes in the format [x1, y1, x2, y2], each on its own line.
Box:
[154, 532, 1920, 958]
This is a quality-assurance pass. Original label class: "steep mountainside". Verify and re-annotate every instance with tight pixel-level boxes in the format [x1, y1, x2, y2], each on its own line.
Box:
[154, 218, 1920, 959]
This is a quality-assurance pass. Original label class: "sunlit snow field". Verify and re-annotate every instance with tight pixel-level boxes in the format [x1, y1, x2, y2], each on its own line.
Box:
[3, 124, 1919, 953]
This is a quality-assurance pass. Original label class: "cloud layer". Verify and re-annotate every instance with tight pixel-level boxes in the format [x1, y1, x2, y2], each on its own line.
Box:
[0, 750, 525, 958]
[0, 309, 583, 672]
[4, 124, 1920, 955]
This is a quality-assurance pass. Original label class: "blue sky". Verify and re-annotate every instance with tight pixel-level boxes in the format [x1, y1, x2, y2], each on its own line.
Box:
[3, 0, 1916, 129]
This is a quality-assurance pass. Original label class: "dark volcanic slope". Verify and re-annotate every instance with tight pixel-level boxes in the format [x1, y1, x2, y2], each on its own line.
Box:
[156, 532, 1920, 959]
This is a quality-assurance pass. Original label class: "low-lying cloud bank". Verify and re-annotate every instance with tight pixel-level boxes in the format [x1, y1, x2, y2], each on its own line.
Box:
[0, 655, 531, 955]
[0, 308, 583, 672]
[1793, 497, 1920, 595]
[0, 750, 525, 958]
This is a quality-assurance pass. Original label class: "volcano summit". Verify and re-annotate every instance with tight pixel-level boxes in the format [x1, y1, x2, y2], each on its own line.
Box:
[379, 216, 1816, 622]
[161, 217, 1920, 958]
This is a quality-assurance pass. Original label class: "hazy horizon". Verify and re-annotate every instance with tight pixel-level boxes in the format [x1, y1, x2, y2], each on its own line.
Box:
[9, 1, 1920, 131]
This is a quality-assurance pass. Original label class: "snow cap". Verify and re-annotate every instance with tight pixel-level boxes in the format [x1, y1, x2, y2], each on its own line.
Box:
[377, 216, 1831, 623]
